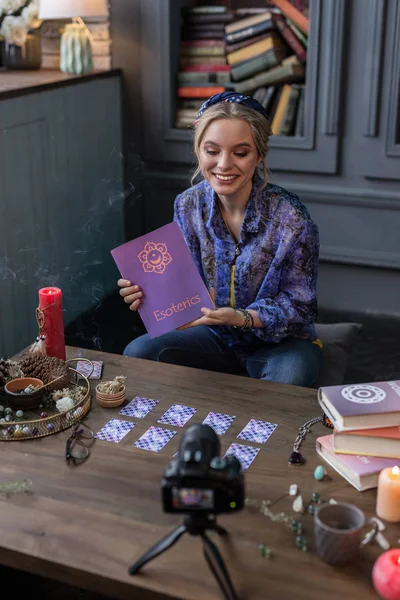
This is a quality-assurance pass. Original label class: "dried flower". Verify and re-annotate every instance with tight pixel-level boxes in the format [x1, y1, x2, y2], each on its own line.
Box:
[97, 376, 126, 394]
[0, 0, 41, 46]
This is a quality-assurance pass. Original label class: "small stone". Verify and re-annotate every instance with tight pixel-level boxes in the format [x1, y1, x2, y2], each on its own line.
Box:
[329, 498, 337, 504]
[5, 414, 12, 422]
[15, 410, 23, 418]
[14, 426, 23, 438]
[307, 503, 315, 515]
[371, 517, 386, 532]
[311, 492, 320, 502]
[0, 405, 4, 412]
[290, 519, 300, 532]
[0, 418, 6, 423]
[47, 423, 55, 432]
[7, 426, 14, 435]
[40, 412, 47, 419]
[295, 535, 306, 549]
[293, 495, 304, 513]
[32, 427, 39, 435]
[259, 543, 267, 556]
[289, 451, 304, 465]
[314, 465, 326, 481]
[289, 484, 298, 496]
[376, 532, 391, 550]
[22, 426, 30, 435]
[301, 544, 308, 552]
[5, 407, 12, 414]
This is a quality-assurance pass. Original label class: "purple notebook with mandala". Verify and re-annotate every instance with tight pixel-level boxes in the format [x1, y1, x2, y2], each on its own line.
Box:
[111, 222, 214, 338]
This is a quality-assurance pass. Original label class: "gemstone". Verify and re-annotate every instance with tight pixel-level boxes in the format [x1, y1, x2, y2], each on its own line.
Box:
[32, 427, 39, 435]
[293, 496, 304, 513]
[16, 410, 23, 418]
[307, 503, 315, 515]
[295, 535, 306, 549]
[40, 412, 48, 419]
[311, 492, 320, 502]
[289, 451, 304, 465]
[289, 484, 298, 496]
[47, 423, 55, 432]
[290, 519, 300, 532]
[314, 465, 326, 481]
[7, 426, 14, 435]
[259, 543, 267, 556]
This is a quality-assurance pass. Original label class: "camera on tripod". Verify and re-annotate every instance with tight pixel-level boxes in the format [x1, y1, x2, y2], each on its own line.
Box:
[162, 423, 245, 514]
[129, 424, 244, 600]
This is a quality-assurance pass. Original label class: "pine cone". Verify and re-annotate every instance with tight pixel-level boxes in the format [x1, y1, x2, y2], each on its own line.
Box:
[19, 355, 69, 391]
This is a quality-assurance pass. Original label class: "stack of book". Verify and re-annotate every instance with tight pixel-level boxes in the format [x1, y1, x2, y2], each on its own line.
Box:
[175, 5, 233, 129]
[175, 1, 309, 136]
[316, 380, 400, 491]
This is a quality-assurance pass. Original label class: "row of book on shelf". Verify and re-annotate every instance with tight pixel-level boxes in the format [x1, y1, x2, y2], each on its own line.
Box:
[175, 0, 309, 136]
[316, 379, 400, 492]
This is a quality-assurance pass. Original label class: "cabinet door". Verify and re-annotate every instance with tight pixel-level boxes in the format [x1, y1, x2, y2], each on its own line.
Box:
[141, 0, 345, 174]
[358, 0, 400, 180]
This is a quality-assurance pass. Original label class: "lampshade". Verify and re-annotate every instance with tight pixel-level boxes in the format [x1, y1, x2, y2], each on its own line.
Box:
[39, 0, 108, 19]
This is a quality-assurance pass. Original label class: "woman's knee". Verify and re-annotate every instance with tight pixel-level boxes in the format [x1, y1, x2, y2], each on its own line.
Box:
[123, 334, 158, 359]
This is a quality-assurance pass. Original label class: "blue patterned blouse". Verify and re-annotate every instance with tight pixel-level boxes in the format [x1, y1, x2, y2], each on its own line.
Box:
[173, 175, 320, 349]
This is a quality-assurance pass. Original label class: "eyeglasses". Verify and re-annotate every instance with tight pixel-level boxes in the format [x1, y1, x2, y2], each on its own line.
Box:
[65, 422, 95, 465]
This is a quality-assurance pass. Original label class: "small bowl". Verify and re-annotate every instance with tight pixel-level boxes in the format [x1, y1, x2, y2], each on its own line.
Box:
[95, 384, 126, 408]
[4, 377, 44, 410]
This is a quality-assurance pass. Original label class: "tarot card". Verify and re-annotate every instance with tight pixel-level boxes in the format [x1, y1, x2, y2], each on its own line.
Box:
[119, 396, 159, 419]
[133, 426, 177, 452]
[76, 360, 103, 379]
[95, 419, 136, 443]
[158, 403, 197, 427]
[237, 419, 278, 444]
[224, 443, 260, 471]
[202, 412, 235, 435]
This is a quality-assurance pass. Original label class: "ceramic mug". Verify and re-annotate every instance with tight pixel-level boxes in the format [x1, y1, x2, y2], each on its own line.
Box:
[314, 502, 378, 565]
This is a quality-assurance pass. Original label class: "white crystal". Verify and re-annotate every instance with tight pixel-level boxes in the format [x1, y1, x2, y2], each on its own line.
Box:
[16, 410, 23, 418]
[293, 495, 304, 513]
[56, 397, 75, 412]
[371, 517, 386, 532]
[289, 484, 298, 496]
[376, 532, 391, 550]
[329, 499, 337, 504]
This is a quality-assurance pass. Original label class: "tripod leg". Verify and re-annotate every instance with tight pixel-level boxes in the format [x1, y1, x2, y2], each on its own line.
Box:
[128, 524, 187, 575]
[201, 533, 239, 600]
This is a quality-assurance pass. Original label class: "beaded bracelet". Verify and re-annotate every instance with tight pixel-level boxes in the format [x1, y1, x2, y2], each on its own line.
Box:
[233, 308, 254, 330]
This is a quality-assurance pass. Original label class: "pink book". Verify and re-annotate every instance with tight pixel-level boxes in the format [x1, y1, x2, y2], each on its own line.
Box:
[316, 434, 400, 491]
[111, 222, 214, 338]
[318, 380, 400, 431]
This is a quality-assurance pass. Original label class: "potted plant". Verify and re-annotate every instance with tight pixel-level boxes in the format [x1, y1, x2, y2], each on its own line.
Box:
[0, 0, 42, 69]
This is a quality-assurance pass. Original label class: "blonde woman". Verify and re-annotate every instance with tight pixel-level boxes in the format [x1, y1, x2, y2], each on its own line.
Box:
[119, 92, 322, 386]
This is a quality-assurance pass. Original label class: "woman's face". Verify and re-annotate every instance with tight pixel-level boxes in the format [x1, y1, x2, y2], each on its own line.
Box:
[198, 117, 260, 200]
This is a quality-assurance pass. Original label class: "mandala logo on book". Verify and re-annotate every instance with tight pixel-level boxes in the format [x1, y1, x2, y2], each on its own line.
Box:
[341, 384, 386, 404]
[138, 242, 172, 274]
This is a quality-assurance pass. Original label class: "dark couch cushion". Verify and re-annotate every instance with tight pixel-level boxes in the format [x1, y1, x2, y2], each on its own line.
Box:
[314, 322, 363, 388]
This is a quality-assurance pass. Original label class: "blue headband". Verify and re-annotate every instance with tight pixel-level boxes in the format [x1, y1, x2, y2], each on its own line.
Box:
[195, 91, 269, 124]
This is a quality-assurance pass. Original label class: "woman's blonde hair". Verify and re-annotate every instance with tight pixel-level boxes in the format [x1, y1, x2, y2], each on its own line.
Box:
[190, 102, 272, 195]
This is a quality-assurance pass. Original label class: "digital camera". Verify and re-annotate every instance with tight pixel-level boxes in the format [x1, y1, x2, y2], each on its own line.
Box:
[162, 424, 245, 514]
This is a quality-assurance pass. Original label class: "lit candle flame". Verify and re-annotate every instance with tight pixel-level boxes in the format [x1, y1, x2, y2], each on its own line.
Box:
[392, 466, 400, 476]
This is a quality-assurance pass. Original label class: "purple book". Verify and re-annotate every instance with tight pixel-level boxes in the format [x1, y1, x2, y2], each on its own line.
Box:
[111, 222, 214, 338]
[318, 380, 400, 431]
[316, 434, 399, 491]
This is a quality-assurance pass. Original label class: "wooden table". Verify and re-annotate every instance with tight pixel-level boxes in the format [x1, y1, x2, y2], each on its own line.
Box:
[0, 346, 394, 600]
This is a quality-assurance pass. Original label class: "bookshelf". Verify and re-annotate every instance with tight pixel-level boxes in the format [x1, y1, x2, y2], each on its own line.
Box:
[141, 0, 345, 174]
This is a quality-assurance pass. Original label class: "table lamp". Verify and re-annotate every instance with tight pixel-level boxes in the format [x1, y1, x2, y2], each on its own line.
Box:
[39, 0, 108, 75]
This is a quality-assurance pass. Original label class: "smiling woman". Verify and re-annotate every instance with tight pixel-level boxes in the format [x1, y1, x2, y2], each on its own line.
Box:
[119, 92, 322, 388]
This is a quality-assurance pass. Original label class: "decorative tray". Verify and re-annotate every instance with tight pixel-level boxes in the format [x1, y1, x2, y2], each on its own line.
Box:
[0, 358, 93, 441]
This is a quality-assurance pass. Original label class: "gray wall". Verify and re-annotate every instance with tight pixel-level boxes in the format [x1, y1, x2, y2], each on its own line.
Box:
[0, 74, 125, 357]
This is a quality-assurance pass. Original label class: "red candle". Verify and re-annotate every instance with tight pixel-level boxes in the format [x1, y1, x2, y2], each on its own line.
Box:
[38, 287, 66, 361]
[372, 549, 400, 600]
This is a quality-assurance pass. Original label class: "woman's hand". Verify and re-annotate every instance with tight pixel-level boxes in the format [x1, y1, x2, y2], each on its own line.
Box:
[178, 307, 244, 330]
[117, 279, 143, 311]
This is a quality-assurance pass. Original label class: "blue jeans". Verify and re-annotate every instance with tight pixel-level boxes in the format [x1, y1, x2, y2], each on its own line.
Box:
[123, 325, 322, 387]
